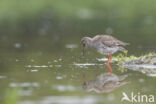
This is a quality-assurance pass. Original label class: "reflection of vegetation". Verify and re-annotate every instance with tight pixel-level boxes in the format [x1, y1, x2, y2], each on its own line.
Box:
[0, 0, 156, 53]
[4, 88, 19, 104]
[0, 0, 156, 21]
[0, 0, 156, 31]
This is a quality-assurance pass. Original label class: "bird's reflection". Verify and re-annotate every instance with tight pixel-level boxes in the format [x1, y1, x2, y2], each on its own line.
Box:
[82, 72, 128, 93]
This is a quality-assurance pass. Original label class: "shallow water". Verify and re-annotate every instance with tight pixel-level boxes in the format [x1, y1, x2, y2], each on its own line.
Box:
[0, 34, 156, 104]
[1, 0, 156, 103]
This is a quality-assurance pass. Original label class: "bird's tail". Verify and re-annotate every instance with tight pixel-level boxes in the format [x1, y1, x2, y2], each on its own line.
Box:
[119, 47, 127, 52]
[124, 42, 129, 46]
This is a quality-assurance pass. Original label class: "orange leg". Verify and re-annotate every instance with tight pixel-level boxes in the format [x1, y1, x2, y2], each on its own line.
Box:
[106, 54, 112, 73]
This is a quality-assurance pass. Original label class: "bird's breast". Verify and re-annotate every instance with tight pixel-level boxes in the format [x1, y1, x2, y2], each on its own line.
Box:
[97, 46, 120, 55]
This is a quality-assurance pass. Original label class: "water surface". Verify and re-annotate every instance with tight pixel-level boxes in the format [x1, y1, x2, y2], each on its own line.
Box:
[0, 34, 156, 104]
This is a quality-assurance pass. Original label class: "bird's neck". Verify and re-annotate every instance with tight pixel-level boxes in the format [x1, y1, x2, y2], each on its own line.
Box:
[87, 38, 97, 49]
[86, 38, 93, 47]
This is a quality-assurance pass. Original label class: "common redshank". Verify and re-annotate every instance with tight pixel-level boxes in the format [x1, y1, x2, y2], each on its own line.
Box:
[81, 35, 129, 72]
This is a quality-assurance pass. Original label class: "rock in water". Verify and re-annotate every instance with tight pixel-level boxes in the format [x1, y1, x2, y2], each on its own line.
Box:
[121, 53, 156, 76]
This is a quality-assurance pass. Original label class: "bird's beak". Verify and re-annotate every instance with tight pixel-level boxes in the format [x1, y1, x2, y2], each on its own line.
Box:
[82, 44, 86, 55]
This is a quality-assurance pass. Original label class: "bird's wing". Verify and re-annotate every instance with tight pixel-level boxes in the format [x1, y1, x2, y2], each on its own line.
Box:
[92, 35, 129, 46]
[100, 35, 129, 46]
[102, 40, 120, 46]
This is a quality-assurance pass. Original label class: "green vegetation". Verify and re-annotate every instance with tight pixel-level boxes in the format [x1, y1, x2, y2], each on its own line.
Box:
[0, 0, 156, 21]
[4, 88, 19, 104]
[112, 52, 156, 72]
[0, 0, 155, 48]
[114, 52, 156, 64]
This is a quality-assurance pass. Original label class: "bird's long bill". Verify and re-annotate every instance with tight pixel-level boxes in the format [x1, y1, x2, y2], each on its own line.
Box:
[82, 44, 86, 55]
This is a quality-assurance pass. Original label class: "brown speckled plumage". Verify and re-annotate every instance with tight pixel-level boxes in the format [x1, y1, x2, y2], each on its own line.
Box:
[92, 35, 129, 46]
[81, 34, 129, 73]
[81, 35, 129, 55]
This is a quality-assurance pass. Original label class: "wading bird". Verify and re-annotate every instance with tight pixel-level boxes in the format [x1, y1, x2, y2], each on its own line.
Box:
[81, 35, 129, 73]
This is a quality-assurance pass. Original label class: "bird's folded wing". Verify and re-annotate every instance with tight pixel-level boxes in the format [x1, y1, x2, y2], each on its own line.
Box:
[102, 40, 120, 46]
[102, 40, 129, 46]
[93, 35, 129, 46]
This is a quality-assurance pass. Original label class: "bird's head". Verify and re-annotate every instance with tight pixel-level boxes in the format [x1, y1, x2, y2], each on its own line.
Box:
[81, 37, 92, 55]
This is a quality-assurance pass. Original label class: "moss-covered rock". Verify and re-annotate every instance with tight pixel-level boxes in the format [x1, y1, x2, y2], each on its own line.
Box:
[118, 53, 156, 76]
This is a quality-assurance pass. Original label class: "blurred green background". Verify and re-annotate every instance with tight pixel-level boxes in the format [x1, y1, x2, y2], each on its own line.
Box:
[0, 0, 156, 53]
[0, 0, 156, 104]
